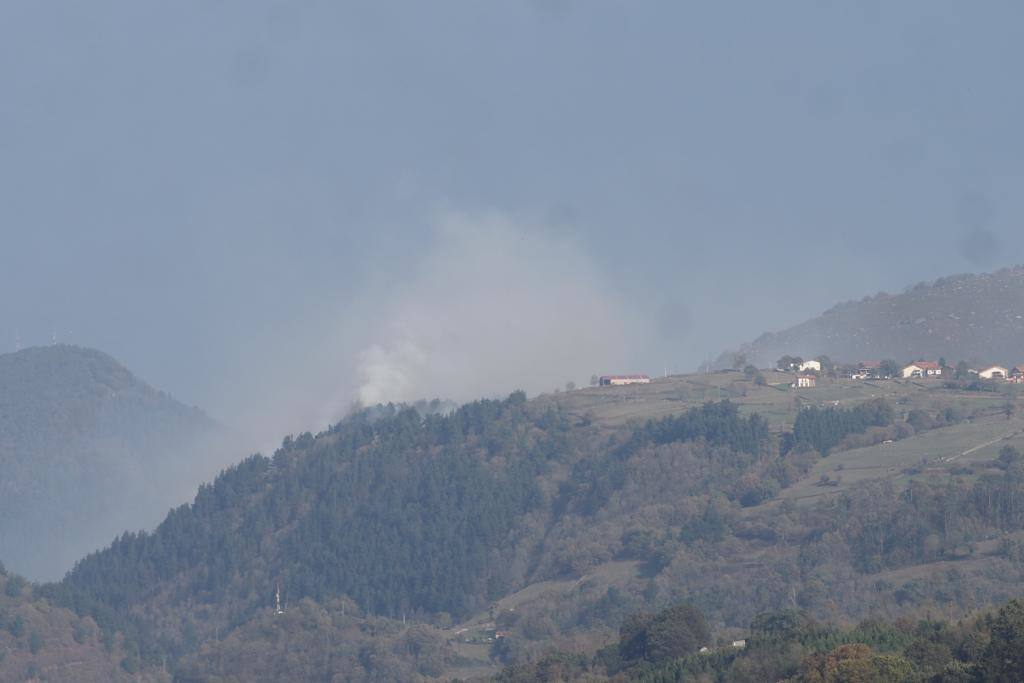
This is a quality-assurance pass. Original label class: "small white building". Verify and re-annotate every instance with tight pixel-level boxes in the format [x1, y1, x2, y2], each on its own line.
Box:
[797, 359, 821, 373]
[599, 374, 651, 386]
[978, 365, 1008, 380]
[793, 375, 816, 389]
[851, 360, 882, 379]
[731, 640, 747, 649]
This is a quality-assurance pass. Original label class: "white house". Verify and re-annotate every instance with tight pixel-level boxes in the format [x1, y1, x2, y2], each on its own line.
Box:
[599, 374, 651, 386]
[793, 375, 816, 389]
[978, 365, 1008, 380]
[901, 361, 943, 379]
[797, 359, 821, 373]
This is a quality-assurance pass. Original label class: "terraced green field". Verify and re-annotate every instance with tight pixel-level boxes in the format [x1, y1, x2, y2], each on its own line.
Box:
[540, 371, 1024, 510]
[544, 372, 1018, 431]
[779, 414, 1024, 504]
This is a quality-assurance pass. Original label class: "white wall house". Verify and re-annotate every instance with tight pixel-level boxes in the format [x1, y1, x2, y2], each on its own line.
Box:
[978, 365, 1008, 379]
[851, 361, 882, 379]
[793, 375, 816, 388]
[901, 361, 942, 378]
[797, 360, 821, 373]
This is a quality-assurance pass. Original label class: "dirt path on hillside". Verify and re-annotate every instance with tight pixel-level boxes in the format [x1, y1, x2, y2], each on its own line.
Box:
[944, 427, 1024, 462]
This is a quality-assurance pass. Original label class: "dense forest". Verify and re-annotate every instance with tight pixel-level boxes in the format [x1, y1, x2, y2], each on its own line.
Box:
[792, 398, 895, 454]
[4, 380, 1022, 680]
[45, 393, 568, 660]
[0, 566, 155, 682]
[29, 396, 801, 677]
[496, 597, 1024, 682]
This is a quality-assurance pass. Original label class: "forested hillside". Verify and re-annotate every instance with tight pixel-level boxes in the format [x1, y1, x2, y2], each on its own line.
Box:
[0, 566, 164, 682]
[719, 265, 1024, 369]
[33, 394, 793, 679]
[0, 346, 227, 580]
[496, 597, 1024, 682]
[57, 393, 559, 624]
[19, 373, 1024, 680]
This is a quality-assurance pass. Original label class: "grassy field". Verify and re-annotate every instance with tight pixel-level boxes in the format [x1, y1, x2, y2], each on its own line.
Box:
[778, 414, 1024, 504]
[539, 371, 1024, 510]
[544, 372, 1019, 431]
[441, 561, 640, 680]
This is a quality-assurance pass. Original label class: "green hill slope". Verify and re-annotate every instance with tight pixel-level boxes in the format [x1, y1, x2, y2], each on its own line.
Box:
[494, 596, 1024, 682]
[0, 566, 166, 682]
[0, 345, 226, 580]
[36, 375, 1024, 680]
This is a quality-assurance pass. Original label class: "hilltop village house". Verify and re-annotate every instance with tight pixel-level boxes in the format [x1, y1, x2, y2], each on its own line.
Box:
[901, 361, 943, 379]
[852, 360, 883, 379]
[599, 374, 651, 386]
[776, 354, 1024, 385]
[978, 365, 1009, 380]
[797, 359, 821, 373]
[793, 374, 816, 388]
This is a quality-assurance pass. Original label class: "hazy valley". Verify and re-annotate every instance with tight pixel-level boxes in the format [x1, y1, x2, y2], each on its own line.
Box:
[6, 5, 1024, 678]
[4, 277, 1024, 680]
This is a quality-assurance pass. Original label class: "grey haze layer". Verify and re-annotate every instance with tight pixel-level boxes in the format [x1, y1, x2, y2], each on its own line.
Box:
[2, 2, 1024, 445]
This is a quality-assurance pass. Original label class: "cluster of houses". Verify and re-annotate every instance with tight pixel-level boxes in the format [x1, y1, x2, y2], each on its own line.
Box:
[783, 357, 1024, 389]
[778, 359, 824, 388]
[595, 360, 1024, 392]
[855, 360, 1023, 382]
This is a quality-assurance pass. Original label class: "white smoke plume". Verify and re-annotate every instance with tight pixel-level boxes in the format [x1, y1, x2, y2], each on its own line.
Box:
[354, 210, 642, 405]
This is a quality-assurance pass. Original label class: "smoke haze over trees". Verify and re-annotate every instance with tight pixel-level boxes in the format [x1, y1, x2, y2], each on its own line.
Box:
[5, 2, 1024, 445]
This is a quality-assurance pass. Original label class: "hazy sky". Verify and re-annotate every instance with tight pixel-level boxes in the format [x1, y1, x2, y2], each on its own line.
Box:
[3, 1, 1024, 444]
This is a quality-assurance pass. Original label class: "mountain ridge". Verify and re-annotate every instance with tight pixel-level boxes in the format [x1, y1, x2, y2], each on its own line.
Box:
[0, 344, 229, 580]
[718, 265, 1024, 369]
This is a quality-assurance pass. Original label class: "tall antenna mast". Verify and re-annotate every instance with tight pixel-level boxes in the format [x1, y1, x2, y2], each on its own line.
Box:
[275, 582, 284, 615]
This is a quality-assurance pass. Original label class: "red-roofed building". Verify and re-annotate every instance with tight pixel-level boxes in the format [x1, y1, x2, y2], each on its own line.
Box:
[978, 365, 1008, 380]
[901, 361, 943, 379]
[599, 374, 651, 386]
